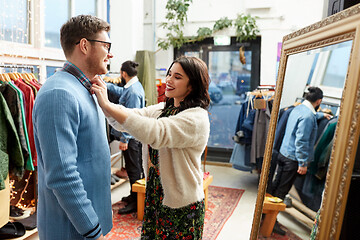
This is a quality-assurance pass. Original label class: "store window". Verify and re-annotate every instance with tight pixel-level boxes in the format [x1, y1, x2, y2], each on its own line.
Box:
[176, 37, 261, 150]
[0, 0, 29, 44]
[75, 0, 96, 16]
[44, 0, 69, 48]
[46, 66, 61, 79]
[44, 0, 97, 49]
[321, 40, 352, 89]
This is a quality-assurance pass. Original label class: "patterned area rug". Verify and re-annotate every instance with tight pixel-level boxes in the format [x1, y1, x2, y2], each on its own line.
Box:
[105, 185, 245, 240]
[258, 222, 304, 240]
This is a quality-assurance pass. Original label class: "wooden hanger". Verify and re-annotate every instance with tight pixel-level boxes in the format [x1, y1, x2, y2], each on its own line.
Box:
[2, 73, 12, 82]
[22, 73, 31, 81]
[21, 73, 28, 81]
[0, 74, 6, 82]
[25, 73, 33, 81]
[16, 72, 22, 79]
[8, 72, 19, 81]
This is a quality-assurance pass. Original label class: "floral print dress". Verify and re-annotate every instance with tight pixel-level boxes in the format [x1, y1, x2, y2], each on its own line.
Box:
[141, 106, 205, 240]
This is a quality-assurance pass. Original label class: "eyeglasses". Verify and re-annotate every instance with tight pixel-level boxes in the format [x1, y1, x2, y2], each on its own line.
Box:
[76, 39, 111, 53]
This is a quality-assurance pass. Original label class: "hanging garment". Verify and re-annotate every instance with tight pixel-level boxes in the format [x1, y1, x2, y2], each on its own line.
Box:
[0, 82, 29, 167]
[234, 101, 254, 145]
[230, 142, 252, 172]
[311, 121, 338, 176]
[14, 80, 37, 166]
[250, 100, 271, 165]
[8, 82, 34, 171]
[0, 93, 24, 190]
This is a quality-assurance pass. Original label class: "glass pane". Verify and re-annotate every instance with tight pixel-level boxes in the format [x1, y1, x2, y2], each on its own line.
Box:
[184, 52, 200, 58]
[75, 0, 96, 16]
[208, 50, 252, 148]
[321, 41, 352, 88]
[46, 66, 61, 79]
[0, 0, 28, 43]
[44, 0, 69, 48]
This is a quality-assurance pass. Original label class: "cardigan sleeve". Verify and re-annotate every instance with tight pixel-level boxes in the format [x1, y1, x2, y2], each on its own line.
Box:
[122, 107, 210, 149]
[33, 89, 102, 239]
[107, 102, 164, 132]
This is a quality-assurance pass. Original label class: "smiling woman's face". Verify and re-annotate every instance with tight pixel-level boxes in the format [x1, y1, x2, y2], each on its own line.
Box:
[165, 62, 192, 107]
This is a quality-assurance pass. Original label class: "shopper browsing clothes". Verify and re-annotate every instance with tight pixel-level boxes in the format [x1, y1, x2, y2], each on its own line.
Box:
[32, 15, 113, 240]
[270, 86, 331, 235]
[91, 56, 210, 239]
[107, 60, 145, 214]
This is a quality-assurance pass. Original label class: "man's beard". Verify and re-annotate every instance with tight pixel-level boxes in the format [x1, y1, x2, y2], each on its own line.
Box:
[121, 76, 126, 86]
[315, 104, 320, 112]
[86, 57, 106, 75]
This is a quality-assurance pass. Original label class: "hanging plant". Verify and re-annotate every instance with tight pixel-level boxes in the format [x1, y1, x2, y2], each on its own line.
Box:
[157, 0, 260, 51]
[158, 0, 193, 50]
[196, 27, 213, 41]
[234, 14, 259, 42]
[213, 17, 233, 32]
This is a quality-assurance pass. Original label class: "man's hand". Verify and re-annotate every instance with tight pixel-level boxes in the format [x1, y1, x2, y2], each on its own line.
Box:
[323, 113, 333, 120]
[119, 142, 128, 151]
[91, 75, 110, 116]
[297, 166, 307, 175]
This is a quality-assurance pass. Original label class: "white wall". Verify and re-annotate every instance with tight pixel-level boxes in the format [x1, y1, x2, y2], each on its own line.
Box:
[133, 0, 327, 86]
[109, 0, 144, 73]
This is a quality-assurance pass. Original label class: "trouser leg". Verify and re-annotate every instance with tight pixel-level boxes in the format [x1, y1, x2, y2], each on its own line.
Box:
[123, 139, 143, 200]
[272, 153, 299, 200]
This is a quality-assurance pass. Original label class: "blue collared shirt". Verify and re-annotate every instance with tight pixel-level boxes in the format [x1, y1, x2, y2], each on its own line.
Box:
[279, 101, 324, 166]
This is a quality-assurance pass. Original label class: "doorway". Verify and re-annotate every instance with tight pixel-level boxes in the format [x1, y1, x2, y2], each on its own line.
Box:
[175, 37, 261, 162]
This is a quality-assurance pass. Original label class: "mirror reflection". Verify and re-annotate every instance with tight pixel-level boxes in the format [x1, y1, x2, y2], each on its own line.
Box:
[263, 40, 352, 238]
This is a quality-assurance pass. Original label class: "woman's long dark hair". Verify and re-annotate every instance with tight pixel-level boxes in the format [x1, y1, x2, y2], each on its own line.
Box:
[162, 56, 210, 113]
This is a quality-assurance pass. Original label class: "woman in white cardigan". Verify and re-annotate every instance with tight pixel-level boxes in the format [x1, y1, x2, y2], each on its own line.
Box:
[92, 56, 210, 239]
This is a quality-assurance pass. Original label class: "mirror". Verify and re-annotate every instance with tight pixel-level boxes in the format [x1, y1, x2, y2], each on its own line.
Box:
[250, 4, 360, 240]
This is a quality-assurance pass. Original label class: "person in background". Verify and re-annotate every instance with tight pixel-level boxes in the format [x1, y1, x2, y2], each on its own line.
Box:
[32, 15, 113, 240]
[107, 60, 146, 214]
[91, 56, 210, 239]
[271, 86, 331, 235]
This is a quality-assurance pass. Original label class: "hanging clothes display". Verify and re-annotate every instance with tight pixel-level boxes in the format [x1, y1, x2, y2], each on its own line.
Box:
[0, 66, 41, 230]
[0, 92, 24, 190]
[230, 88, 275, 172]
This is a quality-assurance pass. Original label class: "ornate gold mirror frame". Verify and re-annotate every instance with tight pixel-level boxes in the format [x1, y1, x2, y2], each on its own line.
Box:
[250, 4, 360, 240]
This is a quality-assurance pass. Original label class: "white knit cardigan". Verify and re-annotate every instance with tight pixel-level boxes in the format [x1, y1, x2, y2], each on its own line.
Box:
[107, 102, 210, 208]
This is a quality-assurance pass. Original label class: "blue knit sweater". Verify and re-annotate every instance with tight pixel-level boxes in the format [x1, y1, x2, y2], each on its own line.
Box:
[33, 71, 112, 239]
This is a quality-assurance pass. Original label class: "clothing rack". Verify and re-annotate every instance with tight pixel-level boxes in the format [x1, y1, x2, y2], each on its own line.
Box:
[0, 66, 38, 224]
[0, 64, 34, 72]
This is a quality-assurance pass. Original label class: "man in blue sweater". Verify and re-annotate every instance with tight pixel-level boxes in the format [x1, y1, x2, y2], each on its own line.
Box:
[33, 15, 113, 239]
[107, 60, 145, 214]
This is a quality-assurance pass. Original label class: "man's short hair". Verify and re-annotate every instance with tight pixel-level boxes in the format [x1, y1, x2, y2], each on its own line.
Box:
[60, 15, 110, 57]
[305, 86, 323, 102]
